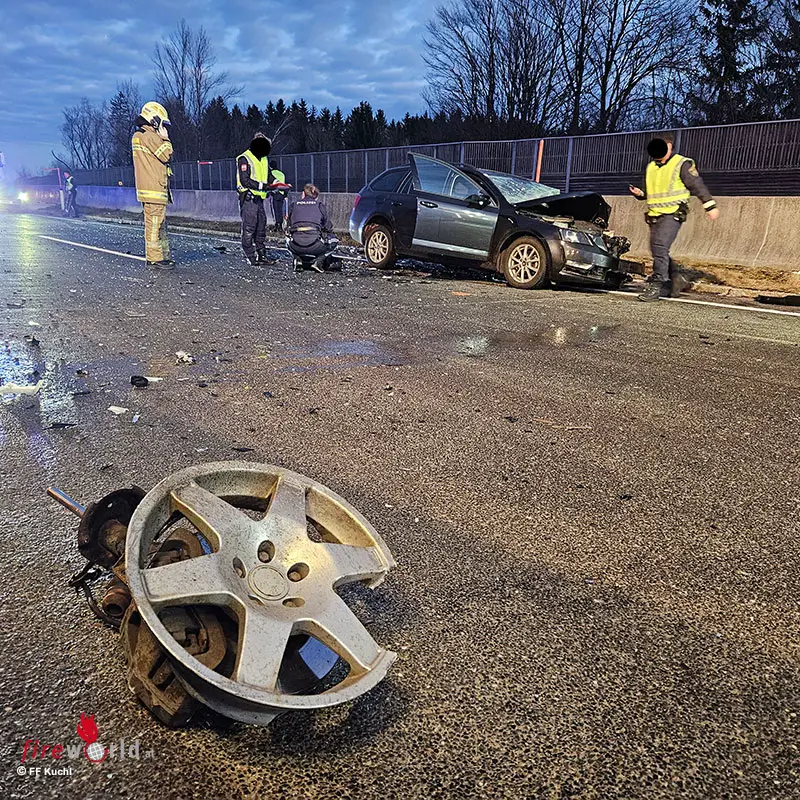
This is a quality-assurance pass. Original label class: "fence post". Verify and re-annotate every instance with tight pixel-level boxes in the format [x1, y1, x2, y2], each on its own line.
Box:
[386, 149, 389, 171]
[327, 154, 331, 193]
[364, 152, 368, 188]
[345, 157, 349, 193]
[434, 144, 438, 159]
[197, 161, 202, 190]
[511, 141, 517, 175]
[459, 142, 465, 165]
[311, 154, 315, 185]
[535, 139, 545, 183]
[564, 136, 574, 192]
[294, 155, 298, 187]
[674, 129, 682, 152]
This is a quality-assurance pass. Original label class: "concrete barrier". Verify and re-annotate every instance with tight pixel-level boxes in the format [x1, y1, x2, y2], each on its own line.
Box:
[26, 185, 358, 229]
[25, 185, 799, 272]
[608, 195, 798, 271]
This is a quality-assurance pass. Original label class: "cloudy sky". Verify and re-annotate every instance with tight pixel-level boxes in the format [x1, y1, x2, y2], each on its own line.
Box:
[0, 0, 431, 174]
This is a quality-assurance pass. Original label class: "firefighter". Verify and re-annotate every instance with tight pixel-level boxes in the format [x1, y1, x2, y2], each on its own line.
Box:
[629, 133, 719, 301]
[236, 133, 274, 266]
[132, 102, 174, 268]
[268, 160, 289, 232]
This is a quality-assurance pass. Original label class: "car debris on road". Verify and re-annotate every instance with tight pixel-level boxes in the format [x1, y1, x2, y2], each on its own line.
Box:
[46, 463, 397, 728]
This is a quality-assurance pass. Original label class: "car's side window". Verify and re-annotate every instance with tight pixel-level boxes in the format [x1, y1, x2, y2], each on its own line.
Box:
[370, 170, 404, 193]
[413, 160, 453, 196]
[398, 171, 414, 193]
[450, 173, 481, 201]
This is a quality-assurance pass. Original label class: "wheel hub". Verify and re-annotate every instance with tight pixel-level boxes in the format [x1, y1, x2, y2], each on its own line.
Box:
[248, 566, 288, 601]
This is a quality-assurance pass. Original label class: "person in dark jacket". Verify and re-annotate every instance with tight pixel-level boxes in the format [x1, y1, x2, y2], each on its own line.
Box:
[63, 171, 78, 217]
[629, 133, 719, 301]
[286, 184, 335, 272]
[236, 133, 275, 266]
[268, 160, 290, 232]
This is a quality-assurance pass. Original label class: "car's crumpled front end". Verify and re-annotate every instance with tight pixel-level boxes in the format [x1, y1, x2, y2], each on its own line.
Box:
[515, 191, 631, 285]
[555, 223, 631, 283]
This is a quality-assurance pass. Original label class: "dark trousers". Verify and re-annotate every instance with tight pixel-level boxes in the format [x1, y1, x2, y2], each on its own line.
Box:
[289, 238, 329, 258]
[648, 215, 682, 283]
[271, 194, 285, 229]
[240, 197, 266, 258]
[65, 190, 78, 217]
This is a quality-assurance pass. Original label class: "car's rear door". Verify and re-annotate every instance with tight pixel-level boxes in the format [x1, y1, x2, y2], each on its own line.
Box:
[388, 170, 416, 251]
[408, 154, 498, 261]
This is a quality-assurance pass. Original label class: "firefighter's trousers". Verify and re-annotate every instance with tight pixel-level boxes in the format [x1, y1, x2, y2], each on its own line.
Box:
[143, 202, 170, 263]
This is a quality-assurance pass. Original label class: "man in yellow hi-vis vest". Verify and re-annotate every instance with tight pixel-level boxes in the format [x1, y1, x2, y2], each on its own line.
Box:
[132, 102, 174, 268]
[629, 133, 719, 302]
[236, 133, 273, 266]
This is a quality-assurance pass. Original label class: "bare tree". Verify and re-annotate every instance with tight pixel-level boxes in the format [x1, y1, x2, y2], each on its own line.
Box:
[152, 20, 240, 128]
[60, 98, 111, 170]
[423, 0, 503, 126]
[152, 20, 192, 112]
[588, 0, 693, 132]
[500, 0, 563, 133]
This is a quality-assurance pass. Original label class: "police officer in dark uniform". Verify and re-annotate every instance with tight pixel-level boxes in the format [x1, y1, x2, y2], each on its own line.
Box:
[63, 171, 78, 217]
[286, 183, 335, 272]
[236, 133, 275, 266]
[630, 133, 719, 302]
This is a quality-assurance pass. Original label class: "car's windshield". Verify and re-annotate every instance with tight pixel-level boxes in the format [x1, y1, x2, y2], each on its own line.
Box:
[481, 170, 559, 204]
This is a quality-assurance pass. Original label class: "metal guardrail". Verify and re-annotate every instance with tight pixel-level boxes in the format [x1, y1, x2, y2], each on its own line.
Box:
[25, 118, 800, 196]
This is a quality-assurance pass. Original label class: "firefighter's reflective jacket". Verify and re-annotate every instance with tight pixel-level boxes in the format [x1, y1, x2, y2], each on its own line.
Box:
[132, 124, 173, 205]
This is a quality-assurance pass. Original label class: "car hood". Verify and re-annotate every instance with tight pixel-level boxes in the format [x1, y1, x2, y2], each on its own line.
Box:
[514, 192, 611, 227]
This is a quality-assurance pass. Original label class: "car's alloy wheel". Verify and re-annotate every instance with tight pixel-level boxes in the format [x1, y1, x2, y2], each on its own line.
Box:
[363, 224, 396, 268]
[125, 461, 397, 726]
[501, 236, 548, 289]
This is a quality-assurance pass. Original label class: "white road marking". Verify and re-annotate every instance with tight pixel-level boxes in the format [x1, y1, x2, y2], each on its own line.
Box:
[38, 235, 147, 261]
[607, 290, 800, 318]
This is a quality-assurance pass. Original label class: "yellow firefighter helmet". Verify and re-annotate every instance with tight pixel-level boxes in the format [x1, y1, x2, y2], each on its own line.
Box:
[140, 102, 170, 128]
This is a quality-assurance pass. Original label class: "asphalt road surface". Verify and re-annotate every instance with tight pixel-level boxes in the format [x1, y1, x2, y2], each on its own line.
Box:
[1, 212, 799, 800]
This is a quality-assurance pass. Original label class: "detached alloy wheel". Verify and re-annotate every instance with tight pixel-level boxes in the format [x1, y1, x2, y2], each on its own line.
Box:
[125, 461, 397, 726]
[363, 223, 396, 269]
[501, 236, 548, 289]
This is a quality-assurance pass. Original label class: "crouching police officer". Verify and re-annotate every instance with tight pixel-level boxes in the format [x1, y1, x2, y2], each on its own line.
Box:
[237, 133, 275, 266]
[286, 184, 336, 273]
[629, 133, 719, 302]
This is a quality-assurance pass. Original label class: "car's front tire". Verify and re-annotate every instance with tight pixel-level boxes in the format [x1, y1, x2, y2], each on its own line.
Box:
[363, 223, 396, 269]
[500, 236, 548, 289]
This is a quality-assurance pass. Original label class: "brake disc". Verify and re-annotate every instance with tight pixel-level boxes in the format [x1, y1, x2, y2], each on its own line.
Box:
[125, 461, 397, 726]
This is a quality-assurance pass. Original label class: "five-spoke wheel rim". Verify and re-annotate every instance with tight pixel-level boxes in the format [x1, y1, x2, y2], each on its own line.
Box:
[507, 243, 542, 284]
[366, 230, 390, 263]
[126, 462, 396, 725]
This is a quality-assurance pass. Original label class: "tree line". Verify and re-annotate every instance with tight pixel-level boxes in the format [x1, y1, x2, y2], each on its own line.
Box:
[59, 2, 800, 171]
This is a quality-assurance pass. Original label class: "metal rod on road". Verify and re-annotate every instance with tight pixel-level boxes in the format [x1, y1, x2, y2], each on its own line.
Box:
[47, 487, 86, 518]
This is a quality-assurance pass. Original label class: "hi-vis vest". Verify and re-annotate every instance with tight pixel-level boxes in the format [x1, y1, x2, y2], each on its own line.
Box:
[645, 154, 692, 217]
[237, 150, 268, 198]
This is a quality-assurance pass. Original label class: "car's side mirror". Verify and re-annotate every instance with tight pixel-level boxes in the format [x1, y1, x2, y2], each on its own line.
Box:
[465, 193, 491, 209]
